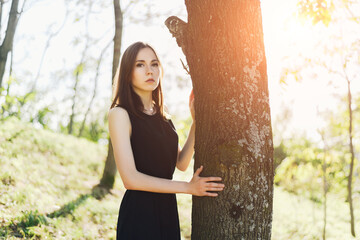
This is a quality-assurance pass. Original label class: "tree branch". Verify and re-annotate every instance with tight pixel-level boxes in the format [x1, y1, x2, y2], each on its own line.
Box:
[164, 16, 188, 56]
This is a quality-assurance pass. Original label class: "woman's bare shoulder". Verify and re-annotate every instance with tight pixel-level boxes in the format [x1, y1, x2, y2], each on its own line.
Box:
[108, 107, 130, 124]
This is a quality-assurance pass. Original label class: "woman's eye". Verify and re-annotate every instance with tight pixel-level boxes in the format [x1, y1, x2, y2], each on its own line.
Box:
[136, 63, 144, 67]
[152, 63, 159, 67]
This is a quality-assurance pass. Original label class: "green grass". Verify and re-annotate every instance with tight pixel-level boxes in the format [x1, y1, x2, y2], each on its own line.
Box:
[272, 186, 360, 240]
[0, 117, 359, 239]
[0, 117, 116, 239]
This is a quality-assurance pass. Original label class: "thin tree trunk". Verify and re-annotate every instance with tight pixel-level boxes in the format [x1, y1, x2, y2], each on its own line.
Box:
[166, 0, 274, 238]
[68, 4, 92, 135]
[0, 0, 4, 35]
[322, 155, 327, 240]
[68, 53, 88, 134]
[31, 10, 68, 92]
[346, 78, 356, 237]
[319, 130, 328, 240]
[68, 62, 82, 134]
[99, 0, 122, 189]
[79, 40, 112, 138]
[0, 0, 20, 88]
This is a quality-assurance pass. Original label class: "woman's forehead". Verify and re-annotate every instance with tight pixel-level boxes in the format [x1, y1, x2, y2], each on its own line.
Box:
[136, 47, 158, 61]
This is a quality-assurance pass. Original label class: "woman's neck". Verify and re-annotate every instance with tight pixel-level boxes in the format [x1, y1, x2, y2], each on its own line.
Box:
[135, 90, 153, 111]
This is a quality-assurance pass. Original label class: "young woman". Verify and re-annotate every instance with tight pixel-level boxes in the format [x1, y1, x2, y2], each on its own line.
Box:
[108, 42, 225, 240]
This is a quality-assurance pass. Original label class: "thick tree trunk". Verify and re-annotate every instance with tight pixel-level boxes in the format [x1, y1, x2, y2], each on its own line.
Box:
[0, 0, 20, 88]
[99, 0, 123, 189]
[166, 0, 274, 238]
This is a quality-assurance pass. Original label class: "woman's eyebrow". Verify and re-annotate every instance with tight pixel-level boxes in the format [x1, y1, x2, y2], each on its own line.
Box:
[135, 59, 158, 62]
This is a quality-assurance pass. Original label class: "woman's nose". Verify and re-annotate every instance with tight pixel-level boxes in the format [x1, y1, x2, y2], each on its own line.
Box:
[146, 65, 153, 75]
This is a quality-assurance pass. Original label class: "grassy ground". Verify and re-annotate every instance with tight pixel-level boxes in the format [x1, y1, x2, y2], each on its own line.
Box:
[0, 117, 359, 239]
[272, 186, 360, 240]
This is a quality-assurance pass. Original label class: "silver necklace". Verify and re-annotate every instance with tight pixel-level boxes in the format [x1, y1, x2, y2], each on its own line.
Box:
[144, 104, 155, 115]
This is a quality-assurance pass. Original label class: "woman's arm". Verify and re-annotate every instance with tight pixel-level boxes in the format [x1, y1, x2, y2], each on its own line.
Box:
[176, 122, 195, 171]
[108, 107, 224, 197]
[176, 90, 196, 171]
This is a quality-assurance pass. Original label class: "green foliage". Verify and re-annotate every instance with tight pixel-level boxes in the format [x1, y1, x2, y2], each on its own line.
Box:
[297, 0, 334, 26]
[18, 210, 48, 236]
[73, 63, 85, 76]
[0, 79, 36, 120]
[274, 91, 360, 204]
[172, 115, 193, 147]
[30, 107, 53, 129]
[275, 138, 323, 202]
[0, 76, 53, 131]
[274, 141, 287, 170]
[60, 117, 108, 142]
[274, 133, 355, 203]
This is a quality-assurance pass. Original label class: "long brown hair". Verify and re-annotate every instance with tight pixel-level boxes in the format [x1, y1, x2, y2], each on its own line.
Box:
[111, 42, 166, 119]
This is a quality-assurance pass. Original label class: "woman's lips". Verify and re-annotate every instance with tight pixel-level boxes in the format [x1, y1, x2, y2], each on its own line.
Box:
[146, 79, 155, 83]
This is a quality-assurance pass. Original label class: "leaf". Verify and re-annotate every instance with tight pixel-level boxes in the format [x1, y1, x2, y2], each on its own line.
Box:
[73, 63, 85, 76]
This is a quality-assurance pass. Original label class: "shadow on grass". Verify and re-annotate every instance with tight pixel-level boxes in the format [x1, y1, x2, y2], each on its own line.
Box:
[47, 193, 91, 218]
[5, 128, 25, 142]
[91, 183, 112, 200]
[1, 186, 113, 238]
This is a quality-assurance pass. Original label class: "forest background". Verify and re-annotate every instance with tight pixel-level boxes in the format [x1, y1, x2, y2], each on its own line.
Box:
[0, 0, 359, 239]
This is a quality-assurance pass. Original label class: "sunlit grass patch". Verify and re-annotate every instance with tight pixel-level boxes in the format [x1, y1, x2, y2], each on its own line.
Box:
[173, 159, 194, 240]
[272, 186, 360, 240]
[0, 117, 112, 239]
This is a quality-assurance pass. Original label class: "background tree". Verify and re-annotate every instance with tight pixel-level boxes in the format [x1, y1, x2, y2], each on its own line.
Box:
[166, 0, 274, 238]
[318, 128, 329, 240]
[98, 0, 122, 189]
[0, 0, 24, 88]
[67, 3, 92, 135]
[286, 0, 360, 235]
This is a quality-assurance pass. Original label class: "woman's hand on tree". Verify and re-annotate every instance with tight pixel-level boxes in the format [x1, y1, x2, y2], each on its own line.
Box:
[188, 165, 224, 197]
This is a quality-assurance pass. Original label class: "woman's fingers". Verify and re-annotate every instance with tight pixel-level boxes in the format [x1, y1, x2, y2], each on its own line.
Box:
[192, 166, 225, 197]
[206, 187, 224, 191]
[206, 192, 218, 197]
[203, 177, 222, 182]
[202, 179, 225, 195]
[194, 165, 203, 176]
[206, 182, 225, 188]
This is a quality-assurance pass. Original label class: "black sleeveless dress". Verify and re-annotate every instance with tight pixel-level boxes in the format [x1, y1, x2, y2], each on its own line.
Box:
[116, 108, 181, 240]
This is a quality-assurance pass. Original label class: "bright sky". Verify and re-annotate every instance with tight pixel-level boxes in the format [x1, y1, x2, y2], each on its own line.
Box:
[9, 0, 360, 142]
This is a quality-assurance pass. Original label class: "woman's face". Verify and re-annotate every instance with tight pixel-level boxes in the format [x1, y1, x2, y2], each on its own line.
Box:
[131, 47, 161, 96]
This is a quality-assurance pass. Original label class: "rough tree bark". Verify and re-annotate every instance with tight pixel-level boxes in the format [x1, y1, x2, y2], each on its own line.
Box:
[165, 0, 274, 239]
[99, 0, 123, 188]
